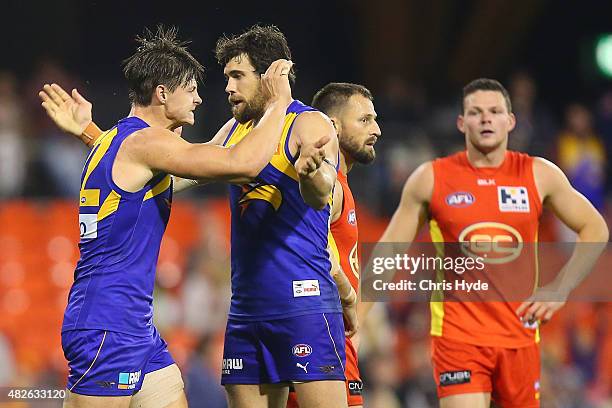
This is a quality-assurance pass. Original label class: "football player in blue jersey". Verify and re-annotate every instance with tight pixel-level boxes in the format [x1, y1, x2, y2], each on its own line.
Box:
[39, 25, 299, 408]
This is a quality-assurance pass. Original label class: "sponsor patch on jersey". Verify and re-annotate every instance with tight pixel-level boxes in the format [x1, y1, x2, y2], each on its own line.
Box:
[347, 209, 357, 225]
[222, 358, 243, 375]
[79, 213, 98, 239]
[117, 370, 141, 390]
[439, 370, 471, 386]
[292, 343, 313, 357]
[498, 186, 530, 212]
[477, 178, 496, 186]
[445, 192, 475, 207]
[293, 280, 320, 297]
[348, 380, 363, 395]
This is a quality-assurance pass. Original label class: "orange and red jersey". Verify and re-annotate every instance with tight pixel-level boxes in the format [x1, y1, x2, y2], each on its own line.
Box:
[429, 151, 542, 348]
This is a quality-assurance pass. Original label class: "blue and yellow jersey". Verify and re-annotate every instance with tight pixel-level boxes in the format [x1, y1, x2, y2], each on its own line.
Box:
[62, 117, 173, 337]
[223, 100, 341, 321]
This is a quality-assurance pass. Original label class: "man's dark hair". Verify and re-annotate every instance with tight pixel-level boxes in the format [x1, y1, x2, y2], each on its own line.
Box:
[462, 78, 512, 113]
[311, 83, 373, 115]
[215, 24, 295, 84]
[123, 25, 204, 106]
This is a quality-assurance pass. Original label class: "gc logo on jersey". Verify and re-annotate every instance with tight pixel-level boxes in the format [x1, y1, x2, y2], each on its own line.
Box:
[446, 192, 475, 208]
[458, 222, 523, 264]
[498, 186, 529, 213]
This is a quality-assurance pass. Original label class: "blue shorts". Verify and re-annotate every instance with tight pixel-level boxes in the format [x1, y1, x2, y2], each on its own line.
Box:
[62, 326, 174, 396]
[221, 312, 346, 384]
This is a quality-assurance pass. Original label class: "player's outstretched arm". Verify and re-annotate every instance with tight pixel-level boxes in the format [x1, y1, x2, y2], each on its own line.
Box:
[516, 158, 609, 324]
[127, 60, 293, 182]
[358, 162, 433, 322]
[293, 112, 338, 210]
[38, 83, 102, 147]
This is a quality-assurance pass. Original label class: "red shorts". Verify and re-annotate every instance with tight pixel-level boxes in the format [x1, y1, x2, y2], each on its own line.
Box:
[287, 337, 362, 407]
[431, 336, 540, 408]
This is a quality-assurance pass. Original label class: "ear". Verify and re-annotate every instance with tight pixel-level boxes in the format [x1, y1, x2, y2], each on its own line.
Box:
[153, 85, 167, 105]
[508, 112, 516, 132]
[456, 115, 465, 134]
[329, 116, 341, 134]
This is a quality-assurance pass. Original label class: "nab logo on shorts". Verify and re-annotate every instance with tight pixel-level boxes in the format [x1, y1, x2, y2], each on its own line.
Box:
[293, 280, 320, 297]
[117, 370, 141, 390]
[498, 186, 530, 213]
[348, 380, 363, 395]
[222, 358, 244, 375]
[292, 344, 312, 357]
[446, 192, 475, 208]
[439, 370, 471, 386]
[347, 209, 357, 226]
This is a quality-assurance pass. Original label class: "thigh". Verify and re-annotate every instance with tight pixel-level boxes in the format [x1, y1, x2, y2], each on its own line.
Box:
[293, 380, 347, 408]
[259, 312, 347, 383]
[130, 364, 186, 408]
[440, 392, 491, 408]
[62, 330, 152, 397]
[492, 343, 540, 408]
[63, 389, 131, 408]
[225, 383, 289, 408]
[431, 336, 495, 400]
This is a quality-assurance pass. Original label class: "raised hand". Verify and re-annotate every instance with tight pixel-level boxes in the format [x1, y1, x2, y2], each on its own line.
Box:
[295, 134, 331, 178]
[39, 83, 93, 139]
[261, 59, 293, 107]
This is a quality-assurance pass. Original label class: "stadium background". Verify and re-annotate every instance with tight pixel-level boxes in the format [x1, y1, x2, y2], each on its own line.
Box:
[1, 1, 611, 406]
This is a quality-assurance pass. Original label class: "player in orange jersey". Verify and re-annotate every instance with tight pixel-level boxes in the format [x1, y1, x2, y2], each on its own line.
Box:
[367, 78, 608, 408]
[285, 83, 380, 408]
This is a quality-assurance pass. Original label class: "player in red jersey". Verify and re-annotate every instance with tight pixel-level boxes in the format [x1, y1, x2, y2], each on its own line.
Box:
[367, 78, 608, 407]
[285, 83, 381, 408]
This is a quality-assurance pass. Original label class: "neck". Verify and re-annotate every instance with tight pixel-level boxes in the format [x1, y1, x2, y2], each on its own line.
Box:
[339, 149, 353, 174]
[130, 105, 178, 131]
[465, 140, 507, 168]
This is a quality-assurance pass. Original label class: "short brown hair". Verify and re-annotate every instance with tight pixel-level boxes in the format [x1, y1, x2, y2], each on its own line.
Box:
[462, 78, 512, 113]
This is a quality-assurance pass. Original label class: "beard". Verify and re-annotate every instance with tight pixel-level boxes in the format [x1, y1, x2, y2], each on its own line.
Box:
[340, 136, 376, 164]
[230, 85, 267, 124]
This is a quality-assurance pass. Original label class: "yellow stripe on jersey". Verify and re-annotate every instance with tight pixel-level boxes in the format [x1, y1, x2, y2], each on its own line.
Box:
[80, 189, 100, 207]
[144, 175, 172, 202]
[81, 127, 119, 190]
[98, 190, 121, 222]
[269, 113, 299, 181]
[225, 115, 300, 182]
[534, 230, 541, 344]
[429, 218, 445, 337]
[328, 231, 341, 265]
[239, 184, 283, 211]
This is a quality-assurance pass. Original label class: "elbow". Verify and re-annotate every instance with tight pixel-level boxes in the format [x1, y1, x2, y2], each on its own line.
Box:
[233, 157, 266, 179]
[305, 195, 328, 210]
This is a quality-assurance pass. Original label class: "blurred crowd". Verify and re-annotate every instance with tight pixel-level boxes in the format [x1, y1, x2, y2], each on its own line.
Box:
[1, 61, 612, 407]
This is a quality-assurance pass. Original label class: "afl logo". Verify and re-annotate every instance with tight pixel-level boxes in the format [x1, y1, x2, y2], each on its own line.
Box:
[458, 222, 523, 264]
[292, 344, 312, 357]
[347, 209, 357, 226]
[446, 192, 475, 207]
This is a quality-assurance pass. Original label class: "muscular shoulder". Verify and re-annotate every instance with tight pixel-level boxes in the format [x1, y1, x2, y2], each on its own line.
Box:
[532, 156, 570, 200]
[402, 161, 434, 205]
[291, 111, 335, 142]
